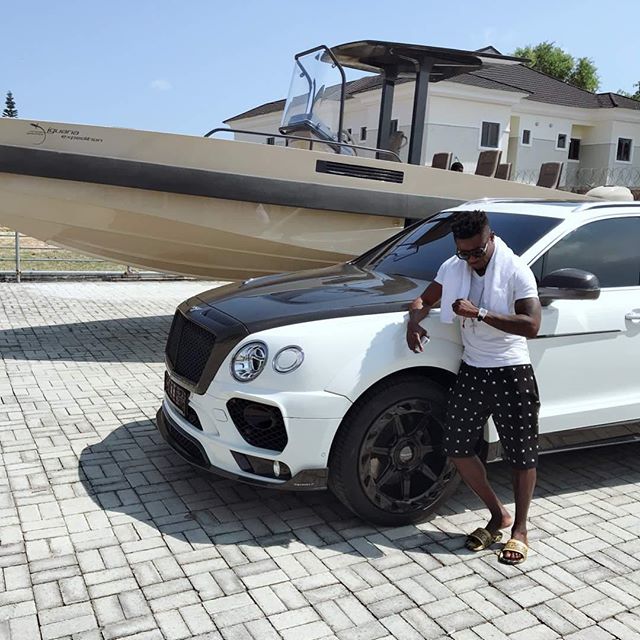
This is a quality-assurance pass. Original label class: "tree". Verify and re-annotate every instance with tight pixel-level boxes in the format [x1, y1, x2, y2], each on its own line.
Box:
[514, 42, 599, 92]
[569, 57, 600, 93]
[617, 81, 640, 100]
[2, 91, 18, 117]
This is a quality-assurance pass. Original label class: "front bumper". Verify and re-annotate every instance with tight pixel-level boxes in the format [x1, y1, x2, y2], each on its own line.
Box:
[156, 405, 329, 491]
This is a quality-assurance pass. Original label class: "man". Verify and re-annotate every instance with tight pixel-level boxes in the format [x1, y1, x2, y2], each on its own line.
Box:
[406, 210, 541, 565]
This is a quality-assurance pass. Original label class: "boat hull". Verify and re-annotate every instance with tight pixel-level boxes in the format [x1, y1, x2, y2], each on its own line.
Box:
[0, 173, 404, 279]
[0, 118, 592, 279]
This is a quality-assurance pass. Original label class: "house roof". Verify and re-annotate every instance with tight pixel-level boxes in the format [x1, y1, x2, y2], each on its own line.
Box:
[225, 51, 640, 123]
[469, 63, 640, 110]
[596, 92, 640, 109]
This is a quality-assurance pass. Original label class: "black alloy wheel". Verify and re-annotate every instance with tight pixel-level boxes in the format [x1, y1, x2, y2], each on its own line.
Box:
[359, 397, 456, 514]
[329, 375, 460, 526]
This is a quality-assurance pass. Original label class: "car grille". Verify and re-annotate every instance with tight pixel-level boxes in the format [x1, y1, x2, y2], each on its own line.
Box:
[227, 398, 288, 452]
[166, 311, 216, 385]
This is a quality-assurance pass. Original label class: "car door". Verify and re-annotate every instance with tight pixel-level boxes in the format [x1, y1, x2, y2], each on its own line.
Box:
[527, 214, 640, 436]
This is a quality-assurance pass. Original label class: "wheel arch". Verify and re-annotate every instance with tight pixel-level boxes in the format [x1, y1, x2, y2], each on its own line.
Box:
[326, 366, 462, 525]
[328, 366, 456, 465]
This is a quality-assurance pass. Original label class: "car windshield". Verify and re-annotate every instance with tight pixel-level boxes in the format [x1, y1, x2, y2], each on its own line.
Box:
[358, 212, 561, 281]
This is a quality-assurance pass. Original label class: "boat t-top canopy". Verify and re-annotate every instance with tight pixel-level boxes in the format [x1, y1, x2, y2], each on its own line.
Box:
[301, 40, 525, 165]
[329, 40, 486, 78]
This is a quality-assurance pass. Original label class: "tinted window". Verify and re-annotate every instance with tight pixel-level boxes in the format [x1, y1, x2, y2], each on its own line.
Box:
[532, 217, 640, 288]
[617, 138, 632, 162]
[361, 212, 561, 281]
[568, 138, 581, 160]
[481, 122, 500, 148]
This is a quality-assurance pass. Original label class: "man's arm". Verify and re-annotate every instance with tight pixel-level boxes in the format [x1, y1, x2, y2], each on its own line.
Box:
[407, 281, 443, 351]
[451, 297, 541, 338]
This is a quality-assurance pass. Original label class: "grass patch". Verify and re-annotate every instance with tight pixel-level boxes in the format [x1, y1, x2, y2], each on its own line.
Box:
[0, 228, 129, 273]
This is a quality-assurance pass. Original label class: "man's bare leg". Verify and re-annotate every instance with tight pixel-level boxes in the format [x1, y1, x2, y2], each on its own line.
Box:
[503, 468, 536, 561]
[450, 456, 513, 533]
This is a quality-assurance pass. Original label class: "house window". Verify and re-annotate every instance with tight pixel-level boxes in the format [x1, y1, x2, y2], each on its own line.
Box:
[568, 138, 581, 161]
[390, 119, 399, 134]
[266, 137, 275, 145]
[480, 122, 500, 148]
[360, 126, 367, 141]
[617, 138, 632, 162]
[556, 133, 567, 150]
[521, 129, 531, 145]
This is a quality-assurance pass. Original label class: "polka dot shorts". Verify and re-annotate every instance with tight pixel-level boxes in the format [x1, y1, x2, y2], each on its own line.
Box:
[443, 362, 540, 469]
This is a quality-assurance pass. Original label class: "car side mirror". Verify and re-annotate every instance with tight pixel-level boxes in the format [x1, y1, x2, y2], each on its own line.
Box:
[538, 268, 600, 306]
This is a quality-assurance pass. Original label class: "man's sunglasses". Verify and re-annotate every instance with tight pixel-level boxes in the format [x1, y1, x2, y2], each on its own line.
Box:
[456, 240, 490, 261]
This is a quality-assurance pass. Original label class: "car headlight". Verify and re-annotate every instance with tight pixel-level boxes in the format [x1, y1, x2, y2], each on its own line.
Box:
[231, 342, 268, 382]
[273, 346, 304, 373]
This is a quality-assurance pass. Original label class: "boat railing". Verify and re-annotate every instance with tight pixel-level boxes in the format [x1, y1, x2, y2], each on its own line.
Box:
[204, 127, 402, 162]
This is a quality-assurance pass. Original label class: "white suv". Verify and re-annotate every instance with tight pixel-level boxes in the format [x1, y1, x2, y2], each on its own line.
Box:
[157, 200, 640, 525]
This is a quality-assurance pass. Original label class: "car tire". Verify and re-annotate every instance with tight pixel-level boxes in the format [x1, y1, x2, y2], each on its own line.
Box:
[329, 375, 460, 526]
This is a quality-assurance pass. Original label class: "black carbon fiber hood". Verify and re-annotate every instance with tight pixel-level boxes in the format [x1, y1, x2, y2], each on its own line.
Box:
[190, 263, 425, 333]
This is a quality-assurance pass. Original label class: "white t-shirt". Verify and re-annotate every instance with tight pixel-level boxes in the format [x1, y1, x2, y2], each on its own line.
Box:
[435, 260, 539, 367]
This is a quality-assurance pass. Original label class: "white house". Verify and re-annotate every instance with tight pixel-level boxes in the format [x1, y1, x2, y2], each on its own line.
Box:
[224, 47, 640, 190]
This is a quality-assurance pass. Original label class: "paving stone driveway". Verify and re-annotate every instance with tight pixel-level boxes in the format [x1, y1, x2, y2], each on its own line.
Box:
[1, 281, 640, 640]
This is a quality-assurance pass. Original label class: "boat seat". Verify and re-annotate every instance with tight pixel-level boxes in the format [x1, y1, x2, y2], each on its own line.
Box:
[384, 131, 407, 162]
[474, 150, 502, 177]
[536, 162, 563, 188]
[495, 162, 512, 180]
[431, 152, 452, 170]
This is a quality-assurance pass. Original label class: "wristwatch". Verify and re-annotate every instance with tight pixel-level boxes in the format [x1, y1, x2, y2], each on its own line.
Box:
[477, 307, 488, 322]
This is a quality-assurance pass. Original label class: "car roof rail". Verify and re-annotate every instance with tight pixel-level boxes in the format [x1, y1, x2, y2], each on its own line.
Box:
[462, 197, 550, 206]
[462, 197, 593, 209]
[572, 201, 640, 213]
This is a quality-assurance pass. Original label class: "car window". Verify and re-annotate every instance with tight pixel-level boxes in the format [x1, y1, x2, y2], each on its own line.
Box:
[531, 217, 640, 288]
[361, 212, 561, 281]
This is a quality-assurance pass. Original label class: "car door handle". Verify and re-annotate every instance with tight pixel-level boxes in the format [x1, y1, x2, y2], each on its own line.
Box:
[625, 312, 640, 321]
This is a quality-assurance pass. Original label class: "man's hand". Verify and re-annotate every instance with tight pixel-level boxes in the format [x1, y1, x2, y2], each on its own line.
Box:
[406, 281, 442, 353]
[452, 298, 479, 319]
[406, 322, 428, 353]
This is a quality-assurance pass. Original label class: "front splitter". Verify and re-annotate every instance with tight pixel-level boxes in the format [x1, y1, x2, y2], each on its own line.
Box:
[155, 407, 328, 491]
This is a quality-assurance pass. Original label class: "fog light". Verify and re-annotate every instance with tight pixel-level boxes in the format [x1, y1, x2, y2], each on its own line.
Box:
[230, 451, 292, 480]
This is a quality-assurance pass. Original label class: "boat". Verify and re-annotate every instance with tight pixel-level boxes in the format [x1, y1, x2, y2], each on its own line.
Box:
[0, 41, 593, 280]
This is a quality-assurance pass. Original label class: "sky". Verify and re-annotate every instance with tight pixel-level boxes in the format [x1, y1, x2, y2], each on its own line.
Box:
[2, 0, 639, 137]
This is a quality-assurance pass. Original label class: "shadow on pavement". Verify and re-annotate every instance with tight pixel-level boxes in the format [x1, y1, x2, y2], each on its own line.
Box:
[0, 315, 172, 363]
[78, 419, 640, 559]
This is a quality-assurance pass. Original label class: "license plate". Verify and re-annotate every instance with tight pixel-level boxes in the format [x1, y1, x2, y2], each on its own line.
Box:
[164, 372, 189, 416]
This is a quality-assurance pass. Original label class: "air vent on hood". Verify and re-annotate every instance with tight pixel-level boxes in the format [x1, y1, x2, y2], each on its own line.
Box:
[316, 160, 404, 183]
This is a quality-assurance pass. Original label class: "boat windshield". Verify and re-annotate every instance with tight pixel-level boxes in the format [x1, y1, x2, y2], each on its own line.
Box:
[281, 49, 344, 143]
[357, 212, 562, 282]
